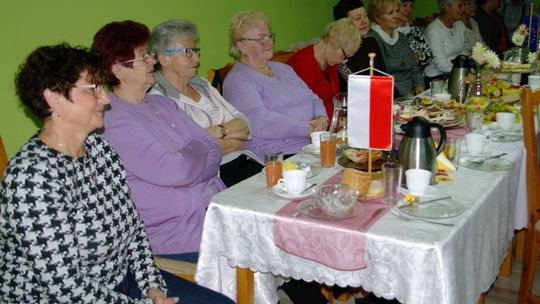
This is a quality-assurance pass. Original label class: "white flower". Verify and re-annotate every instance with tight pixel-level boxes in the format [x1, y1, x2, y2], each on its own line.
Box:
[485, 51, 501, 69]
[472, 42, 487, 64]
[512, 32, 525, 46]
[528, 51, 538, 63]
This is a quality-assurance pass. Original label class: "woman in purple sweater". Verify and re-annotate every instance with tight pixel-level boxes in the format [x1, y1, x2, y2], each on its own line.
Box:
[223, 11, 328, 161]
[92, 21, 225, 260]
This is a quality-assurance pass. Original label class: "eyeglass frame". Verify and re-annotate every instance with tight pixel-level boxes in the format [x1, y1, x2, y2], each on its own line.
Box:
[239, 32, 275, 43]
[74, 84, 106, 97]
[341, 48, 352, 61]
[117, 51, 156, 65]
[161, 48, 201, 59]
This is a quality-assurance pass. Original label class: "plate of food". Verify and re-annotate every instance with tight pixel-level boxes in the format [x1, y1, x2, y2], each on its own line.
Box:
[338, 148, 385, 171]
[396, 100, 465, 128]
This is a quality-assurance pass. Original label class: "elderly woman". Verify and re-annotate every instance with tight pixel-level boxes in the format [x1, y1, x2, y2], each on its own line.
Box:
[1, 43, 232, 303]
[148, 19, 258, 187]
[92, 21, 225, 262]
[223, 11, 328, 163]
[333, 0, 387, 91]
[368, 0, 425, 97]
[424, 0, 467, 82]
[287, 18, 361, 120]
[462, 0, 485, 54]
[397, 0, 433, 69]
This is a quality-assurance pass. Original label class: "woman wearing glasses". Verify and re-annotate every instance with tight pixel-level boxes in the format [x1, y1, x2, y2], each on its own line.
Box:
[1, 43, 232, 303]
[287, 18, 361, 120]
[148, 19, 258, 187]
[223, 10, 328, 163]
[92, 21, 228, 271]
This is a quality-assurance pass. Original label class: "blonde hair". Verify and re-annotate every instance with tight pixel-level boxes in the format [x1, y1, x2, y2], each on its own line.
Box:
[320, 18, 361, 55]
[368, 0, 401, 23]
[229, 10, 270, 57]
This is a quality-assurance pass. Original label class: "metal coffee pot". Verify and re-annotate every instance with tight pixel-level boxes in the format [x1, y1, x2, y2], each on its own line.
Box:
[448, 55, 470, 103]
[398, 117, 446, 184]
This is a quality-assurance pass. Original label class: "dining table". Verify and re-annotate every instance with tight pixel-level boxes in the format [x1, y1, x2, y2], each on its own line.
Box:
[195, 126, 527, 304]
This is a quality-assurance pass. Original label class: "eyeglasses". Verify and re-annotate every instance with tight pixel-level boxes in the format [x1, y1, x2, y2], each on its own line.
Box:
[118, 51, 156, 65]
[341, 48, 352, 61]
[161, 48, 201, 58]
[74, 84, 105, 97]
[239, 32, 275, 43]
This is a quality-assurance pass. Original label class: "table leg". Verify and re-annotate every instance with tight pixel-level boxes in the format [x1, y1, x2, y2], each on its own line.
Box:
[499, 242, 513, 277]
[515, 229, 526, 261]
[236, 267, 254, 304]
[477, 292, 486, 304]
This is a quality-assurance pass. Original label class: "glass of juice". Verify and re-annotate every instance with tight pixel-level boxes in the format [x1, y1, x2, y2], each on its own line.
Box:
[265, 152, 283, 190]
[320, 133, 337, 167]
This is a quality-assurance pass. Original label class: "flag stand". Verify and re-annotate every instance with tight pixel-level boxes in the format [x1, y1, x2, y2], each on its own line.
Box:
[367, 53, 376, 179]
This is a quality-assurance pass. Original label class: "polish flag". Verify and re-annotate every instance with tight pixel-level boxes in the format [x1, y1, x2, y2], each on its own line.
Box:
[347, 74, 394, 151]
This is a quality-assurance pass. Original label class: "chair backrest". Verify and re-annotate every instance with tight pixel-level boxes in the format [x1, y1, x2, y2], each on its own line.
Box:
[207, 50, 297, 94]
[0, 135, 9, 180]
[520, 88, 540, 226]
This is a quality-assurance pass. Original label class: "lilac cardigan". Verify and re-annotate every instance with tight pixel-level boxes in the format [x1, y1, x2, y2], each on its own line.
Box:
[102, 93, 224, 255]
[223, 61, 327, 161]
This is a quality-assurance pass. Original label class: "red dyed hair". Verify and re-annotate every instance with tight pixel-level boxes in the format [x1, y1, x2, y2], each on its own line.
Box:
[91, 20, 151, 87]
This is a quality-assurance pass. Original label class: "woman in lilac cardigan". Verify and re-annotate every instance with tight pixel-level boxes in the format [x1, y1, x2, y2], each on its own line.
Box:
[223, 11, 328, 161]
[92, 21, 225, 259]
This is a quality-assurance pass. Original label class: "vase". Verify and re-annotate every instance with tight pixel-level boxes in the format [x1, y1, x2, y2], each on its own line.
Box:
[469, 71, 484, 98]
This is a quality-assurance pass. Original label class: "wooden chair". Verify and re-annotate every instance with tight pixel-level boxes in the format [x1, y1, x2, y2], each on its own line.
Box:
[517, 88, 540, 303]
[153, 256, 196, 282]
[0, 135, 9, 180]
[207, 50, 297, 94]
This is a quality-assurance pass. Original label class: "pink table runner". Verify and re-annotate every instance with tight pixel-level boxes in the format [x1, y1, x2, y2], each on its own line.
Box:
[272, 170, 392, 271]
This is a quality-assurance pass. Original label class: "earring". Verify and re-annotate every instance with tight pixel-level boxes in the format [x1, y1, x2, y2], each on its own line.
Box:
[54, 111, 61, 118]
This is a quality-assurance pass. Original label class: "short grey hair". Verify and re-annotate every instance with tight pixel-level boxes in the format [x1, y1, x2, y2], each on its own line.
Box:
[150, 19, 199, 53]
[439, 0, 460, 12]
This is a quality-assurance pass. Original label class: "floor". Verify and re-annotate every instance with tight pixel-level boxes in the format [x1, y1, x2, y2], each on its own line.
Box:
[278, 257, 540, 304]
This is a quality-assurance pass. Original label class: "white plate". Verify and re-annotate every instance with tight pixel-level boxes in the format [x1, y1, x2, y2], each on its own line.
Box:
[272, 183, 316, 200]
[397, 197, 465, 219]
[459, 158, 513, 171]
[297, 198, 364, 220]
[400, 186, 439, 197]
[302, 144, 320, 155]
[261, 162, 321, 178]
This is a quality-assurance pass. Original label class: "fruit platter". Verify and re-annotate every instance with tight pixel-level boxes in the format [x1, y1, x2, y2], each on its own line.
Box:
[482, 79, 521, 104]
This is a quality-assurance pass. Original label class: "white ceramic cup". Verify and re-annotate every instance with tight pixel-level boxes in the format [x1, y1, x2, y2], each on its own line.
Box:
[405, 169, 432, 195]
[310, 131, 328, 150]
[529, 75, 540, 90]
[465, 133, 490, 156]
[276, 169, 308, 195]
[496, 112, 516, 131]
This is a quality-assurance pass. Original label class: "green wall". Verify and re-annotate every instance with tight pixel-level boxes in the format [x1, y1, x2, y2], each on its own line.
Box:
[0, 0, 337, 157]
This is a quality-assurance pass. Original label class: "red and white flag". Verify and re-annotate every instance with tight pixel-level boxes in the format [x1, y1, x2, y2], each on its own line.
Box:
[347, 74, 394, 151]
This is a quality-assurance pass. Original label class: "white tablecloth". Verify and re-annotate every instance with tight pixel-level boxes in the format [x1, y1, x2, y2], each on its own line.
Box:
[196, 140, 526, 304]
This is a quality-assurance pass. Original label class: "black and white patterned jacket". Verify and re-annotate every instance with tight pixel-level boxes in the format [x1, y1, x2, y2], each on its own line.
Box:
[0, 133, 165, 303]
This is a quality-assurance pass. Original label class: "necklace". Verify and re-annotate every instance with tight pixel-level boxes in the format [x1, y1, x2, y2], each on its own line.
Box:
[40, 129, 86, 158]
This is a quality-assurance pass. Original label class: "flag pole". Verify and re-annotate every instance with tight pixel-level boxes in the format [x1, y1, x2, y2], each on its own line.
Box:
[528, 3, 534, 47]
[367, 53, 376, 177]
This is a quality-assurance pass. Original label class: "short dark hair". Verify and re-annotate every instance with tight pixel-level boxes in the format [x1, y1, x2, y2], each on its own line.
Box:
[91, 20, 150, 87]
[333, 0, 365, 20]
[15, 43, 102, 119]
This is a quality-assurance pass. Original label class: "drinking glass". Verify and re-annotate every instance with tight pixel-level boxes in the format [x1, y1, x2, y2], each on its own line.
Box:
[320, 133, 337, 167]
[466, 111, 484, 133]
[382, 162, 402, 205]
[265, 152, 283, 189]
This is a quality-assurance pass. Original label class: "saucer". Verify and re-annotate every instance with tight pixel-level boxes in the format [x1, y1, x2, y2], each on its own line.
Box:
[272, 183, 316, 200]
[461, 144, 492, 157]
[302, 144, 320, 155]
[297, 199, 364, 220]
[487, 122, 522, 133]
[459, 158, 513, 171]
[400, 186, 439, 197]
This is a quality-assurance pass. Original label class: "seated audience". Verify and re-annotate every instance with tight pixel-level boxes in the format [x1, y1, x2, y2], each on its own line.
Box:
[287, 18, 361, 120]
[223, 10, 328, 163]
[475, 0, 508, 55]
[397, 0, 434, 70]
[148, 19, 257, 187]
[499, 0, 534, 42]
[223, 10, 328, 304]
[368, 0, 425, 97]
[92, 21, 225, 261]
[424, 0, 467, 83]
[333, 0, 388, 91]
[462, 0, 485, 54]
[0, 43, 232, 303]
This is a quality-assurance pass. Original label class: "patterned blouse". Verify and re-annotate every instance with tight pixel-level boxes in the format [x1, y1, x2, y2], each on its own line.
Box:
[0, 134, 165, 303]
[401, 25, 434, 69]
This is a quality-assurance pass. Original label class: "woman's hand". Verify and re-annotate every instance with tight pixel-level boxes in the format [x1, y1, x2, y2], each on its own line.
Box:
[308, 116, 328, 133]
[147, 288, 179, 304]
[218, 138, 245, 155]
[207, 119, 250, 140]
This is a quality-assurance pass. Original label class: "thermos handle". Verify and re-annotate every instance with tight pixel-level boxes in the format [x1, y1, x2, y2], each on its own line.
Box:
[430, 123, 447, 155]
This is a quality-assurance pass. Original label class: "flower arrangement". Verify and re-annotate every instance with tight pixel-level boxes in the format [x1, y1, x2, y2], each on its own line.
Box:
[528, 50, 539, 63]
[471, 42, 501, 73]
[511, 24, 529, 47]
